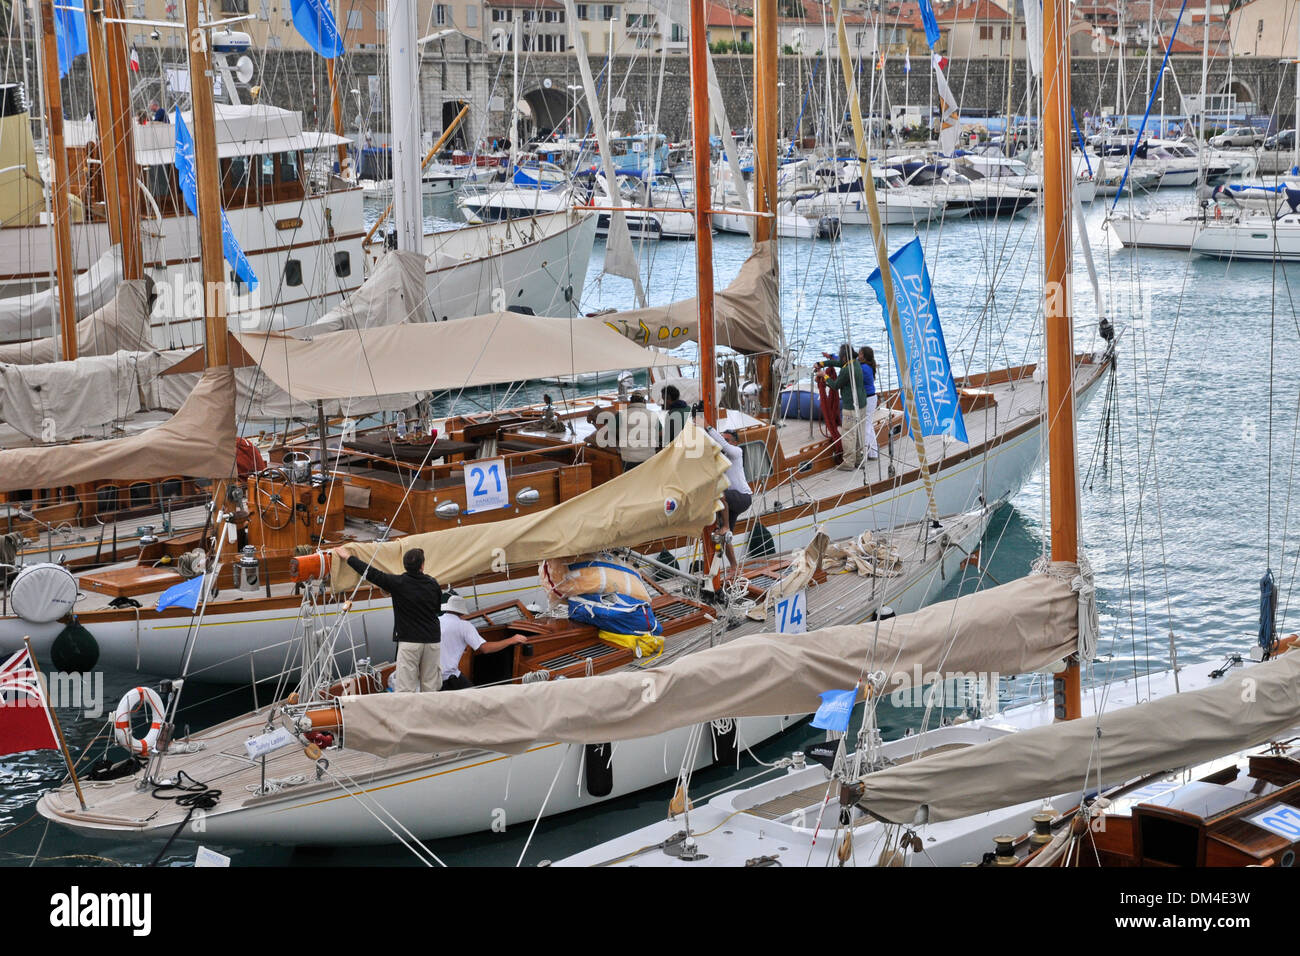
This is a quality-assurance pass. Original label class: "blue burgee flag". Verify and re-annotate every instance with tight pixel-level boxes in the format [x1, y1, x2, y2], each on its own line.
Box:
[54, 4, 89, 77]
[290, 0, 345, 59]
[867, 237, 969, 444]
[156, 574, 207, 613]
[810, 688, 857, 733]
[174, 109, 259, 290]
[918, 0, 941, 50]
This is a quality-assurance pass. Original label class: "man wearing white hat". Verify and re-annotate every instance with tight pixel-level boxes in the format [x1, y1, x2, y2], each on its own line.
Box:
[438, 595, 529, 690]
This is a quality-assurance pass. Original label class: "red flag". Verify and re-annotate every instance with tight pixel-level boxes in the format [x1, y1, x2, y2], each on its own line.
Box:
[129, 46, 140, 72]
[0, 649, 59, 755]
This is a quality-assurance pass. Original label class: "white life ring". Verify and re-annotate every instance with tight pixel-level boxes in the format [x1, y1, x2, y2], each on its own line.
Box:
[113, 686, 166, 756]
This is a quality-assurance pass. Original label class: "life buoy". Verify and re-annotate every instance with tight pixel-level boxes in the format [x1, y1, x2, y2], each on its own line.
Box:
[113, 686, 166, 756]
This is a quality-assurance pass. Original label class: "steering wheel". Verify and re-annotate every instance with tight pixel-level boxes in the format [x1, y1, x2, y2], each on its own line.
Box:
[251, 468, 294, 531]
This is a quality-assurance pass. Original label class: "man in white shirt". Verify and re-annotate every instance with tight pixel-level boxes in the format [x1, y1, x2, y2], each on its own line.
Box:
[705, 426, 752, 580]
[438, 595, 528, 690]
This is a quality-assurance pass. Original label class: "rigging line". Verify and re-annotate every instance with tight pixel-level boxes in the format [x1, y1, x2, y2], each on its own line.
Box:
[515, 743, 571, 868]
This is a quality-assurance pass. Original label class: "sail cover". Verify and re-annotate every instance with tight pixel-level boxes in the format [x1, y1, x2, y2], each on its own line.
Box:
[855, 650, 1300, 825]
[0, 279, 151, 365]
[298, 249, 431, 334]
[600, 241, 782, 356]
[0, 245, 123, 343]
[336, 566, 1081, 757]
[0, 365, 235, 491]
[234, 312, 686, 403]
[329, 421, 731, 593]
[0, 351, 143, 440]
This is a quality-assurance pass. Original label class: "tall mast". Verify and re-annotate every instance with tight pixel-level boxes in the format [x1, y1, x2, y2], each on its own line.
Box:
[35, 0, 78, 360]
[689, 0, 716, 427]
[327, 60, 348, 172]
[829, 0, 938, 524]
[184, 0, 228, 367]
[1043, 0, 1081, 720]
[752, 0, 777, 411]
[86, 0, 143, 280]
[388, 0, 422, 253]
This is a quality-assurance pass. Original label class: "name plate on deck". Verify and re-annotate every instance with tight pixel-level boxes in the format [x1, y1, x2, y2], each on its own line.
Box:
[244, 726, 296, 760]
[464, 458, 509, 513]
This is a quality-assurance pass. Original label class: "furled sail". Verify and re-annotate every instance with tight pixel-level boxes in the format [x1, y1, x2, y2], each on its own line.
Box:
[0, 365, 235, 491]
[0, 245, 123, 343]
[330, 421, 730, 592]
[600, 241, 781, 356]
[234, 312, 687, 404]
[336, 565, 1082, 757]
[298, 249, 432, 334]
[0, 279, 151, 365]
[853, 650, 1300, 825]
[0, 351, 144, 440]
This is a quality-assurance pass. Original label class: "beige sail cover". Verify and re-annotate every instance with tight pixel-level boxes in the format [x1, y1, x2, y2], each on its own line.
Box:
[337, 568, 1080, 757]
[857, 650, 1300, 825]
[298, 249, 432, 334]
[0, 365, 235, 491]
[236, 313, 685, 404]
[599, 241, 781, 355]
[330, 422, 730, 592]
[0, 280, 151, 365]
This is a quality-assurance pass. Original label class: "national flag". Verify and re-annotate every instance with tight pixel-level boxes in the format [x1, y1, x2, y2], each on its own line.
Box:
[904, 48, 911, 74]
[917, 0, 942, 50]
[290, 0, 345, 59]
[173, 109, 259, 290]
[0, 649, 59, 756]
[53, 4, 89, 77]
[156, 573, 208, 612]
[931, 54, 960, 154]
[130, 46, 141, 73]
[877, 50, 886, 71]
[810, 688, 857, 733]
[867, 237, 969, 444]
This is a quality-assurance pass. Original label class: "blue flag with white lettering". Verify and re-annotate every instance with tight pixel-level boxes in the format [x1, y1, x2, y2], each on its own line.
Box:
[810, 688, 857, 733]
[918, 0, 941, 50]
[867, 237, 968, 444]
[54, 5, 89, 77]
[290, 0, 345, 59]
[174, 109, 259, 291]
[156, 574, 207, 612]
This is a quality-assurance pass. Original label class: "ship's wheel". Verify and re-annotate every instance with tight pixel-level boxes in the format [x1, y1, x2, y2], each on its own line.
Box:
[252, 468, 294, 531]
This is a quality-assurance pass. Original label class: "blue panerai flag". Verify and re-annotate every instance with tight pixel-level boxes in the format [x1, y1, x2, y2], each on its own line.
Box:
[290, 0, 345, 59]
[174, 109, 259, 290]
[867, 237, 969, 444]
[54, 4, 89, 77]
[156, 574, 207, 613]
[918, 0, 941, 50]
[810, 688, 857, 733]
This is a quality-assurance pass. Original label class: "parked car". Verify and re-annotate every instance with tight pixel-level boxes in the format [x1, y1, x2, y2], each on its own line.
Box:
[1209, 126, 1265, 148]
[1265, 129, 1296, 151]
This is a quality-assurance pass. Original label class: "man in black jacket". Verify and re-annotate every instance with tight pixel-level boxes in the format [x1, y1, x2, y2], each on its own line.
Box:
[335, 546, 443, 692]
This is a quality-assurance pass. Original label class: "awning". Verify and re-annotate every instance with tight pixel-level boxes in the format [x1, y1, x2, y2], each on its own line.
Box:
[223, 313, 686, 403]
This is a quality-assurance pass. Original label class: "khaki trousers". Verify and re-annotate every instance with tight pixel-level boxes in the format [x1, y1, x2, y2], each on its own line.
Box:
[841, 407, 866, 465]
[395, 642, 442, 692]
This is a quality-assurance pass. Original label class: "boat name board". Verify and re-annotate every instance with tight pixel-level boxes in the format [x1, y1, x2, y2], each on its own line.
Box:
[244, 726, 297, 760]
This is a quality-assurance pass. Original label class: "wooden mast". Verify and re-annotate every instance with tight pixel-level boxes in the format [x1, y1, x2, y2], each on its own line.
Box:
[752, 0, 778, 410]
[326, 60, 348, 172]
[1043, 0, 1081, 721]
[829, 0, 938, 523]
[689, 0, 716, 426]
[35, 0, 79, 361]
[85, 0, 142, 281]
[184, 0, 229, 368]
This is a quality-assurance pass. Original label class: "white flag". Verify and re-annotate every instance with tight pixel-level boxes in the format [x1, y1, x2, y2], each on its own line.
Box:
[931, 54, 960, 154]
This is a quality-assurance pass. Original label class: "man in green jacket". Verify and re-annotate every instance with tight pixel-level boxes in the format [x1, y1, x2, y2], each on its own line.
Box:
[828, 344, 870, 470]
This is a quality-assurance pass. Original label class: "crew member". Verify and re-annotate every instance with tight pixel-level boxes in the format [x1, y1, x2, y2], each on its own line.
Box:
[335, 546, 442, 692]
[150, 100, 167, 123]
[618, 393, 662, 470]
[856, 346, 880, 461]
[827, 344, 870, 470]
[662, 384, 692, 443]
[706, 426, 752, 579]
[437, 595, 528, 690]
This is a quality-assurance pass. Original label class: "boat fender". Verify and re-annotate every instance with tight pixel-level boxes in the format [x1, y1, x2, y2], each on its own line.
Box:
[86, 753, 145, 781]
[746, 520, 776, 559]
[8, 562, 78, 624]
[50, 618, 99, 672]
[711, 717, 739, 766]
[113, 686, 166, 756]
[584, 742, 614, 797]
